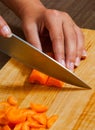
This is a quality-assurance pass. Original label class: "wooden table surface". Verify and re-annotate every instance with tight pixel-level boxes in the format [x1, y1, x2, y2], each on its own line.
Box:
[0, 29, 95, 130]
[0, 1, 95, 130]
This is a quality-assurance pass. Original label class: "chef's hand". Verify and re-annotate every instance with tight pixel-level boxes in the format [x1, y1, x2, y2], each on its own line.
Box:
[0, 16, 12, 37]
[21, 8, 87, 71]
[1, 0, 87, 71]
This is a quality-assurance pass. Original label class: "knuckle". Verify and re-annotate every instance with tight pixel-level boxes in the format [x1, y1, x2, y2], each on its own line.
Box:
[45, 9, 60, 17]
[62, 12, 69, 18]
[51, 34, 63, 43]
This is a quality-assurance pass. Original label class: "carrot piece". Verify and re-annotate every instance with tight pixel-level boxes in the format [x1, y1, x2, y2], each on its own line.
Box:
[24, 109, 36, 119]
[0, 101, 11, 110]
[46, 115, 58, 128]
[0, 110, 9, 125]
[7, 96, 18, 106]
[28, 115, 46, 128]
[29, 69, 48, 85]
[30, 103, 48, 113]
[32, 113, 47, 126]
[31, 128, 46, 130]
[2, 125, 11, 130]
[46, 77, 64, 88]
[6, 107, 26, 124]
[13, 123, 22, 130]
[21, 121, 30, 130]
[28, 117, 44, 128]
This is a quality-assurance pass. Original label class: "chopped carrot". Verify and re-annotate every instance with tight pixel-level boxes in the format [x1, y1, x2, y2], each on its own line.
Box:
[29, 69, 48, 85]
[28, 118, 44, 128]
[30, 103, 48, 113]
[6, 107, 26, 124]
[32, 113, 47, 126]
[29, 52, 65, 88]
[0, 101, 11, 110]
[31, 128, 46, 130]
[0, 96, 58, 129]
[46, 77, 64, 88]
[7, 96, 18, 106]
[21, 121, 30, 130]
[24, 109, 36, 118]
[47, 115, 58, 128]
[13, 123, 22, 130]
[2, 125, 11, 130]
[0, 110, 9, 125]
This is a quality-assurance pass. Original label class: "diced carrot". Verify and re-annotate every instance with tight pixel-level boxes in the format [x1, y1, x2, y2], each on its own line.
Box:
[6, 107, 26, 124]
[46, 77, 64, 88]
[21, 121, 30, 130]
[31, 128, 46, 130]
[32, 113, 47, 126]
[46, 115, 58, 128]
[0, 110, 9, 125]
[7, 96, 18, 106]
[2, 125, 11, 130]
[0, 101, 11, 110]
[13, 123, 22, 130]
[24, 109, 36, 119]
[30, 103, 48, 113]
[28, 117, 44, 128]
[29, 69, 48, 85]
[0, 96, 58, 129]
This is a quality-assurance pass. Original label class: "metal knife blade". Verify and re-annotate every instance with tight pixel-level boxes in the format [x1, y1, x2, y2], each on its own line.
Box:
[0, 34, 91, 89]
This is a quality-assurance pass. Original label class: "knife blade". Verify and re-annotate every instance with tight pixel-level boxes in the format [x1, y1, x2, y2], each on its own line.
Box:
[0, 33, 91, 89]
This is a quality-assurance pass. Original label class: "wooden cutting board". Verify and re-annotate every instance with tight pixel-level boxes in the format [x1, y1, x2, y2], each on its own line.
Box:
[0, 29, 95, 130]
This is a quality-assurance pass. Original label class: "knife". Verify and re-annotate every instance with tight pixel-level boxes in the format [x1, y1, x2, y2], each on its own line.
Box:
[0, 33, 91, 89]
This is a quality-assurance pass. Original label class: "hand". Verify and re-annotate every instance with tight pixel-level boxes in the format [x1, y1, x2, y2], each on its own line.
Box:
[0, 15, 12, 37]
[21, 7, 87, 71]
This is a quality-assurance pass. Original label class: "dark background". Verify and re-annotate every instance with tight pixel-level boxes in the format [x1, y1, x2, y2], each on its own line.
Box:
[0, 0, 95, 68]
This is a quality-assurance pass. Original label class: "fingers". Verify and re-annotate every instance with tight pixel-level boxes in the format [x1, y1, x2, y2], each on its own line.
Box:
[0, 16, 12, 37]
[22, 22, 42, 51]
[63, 22, 77, 71]
[45, 10, 65, 66]
[44, 10, 86, 71]
[73, 25, 86, 67]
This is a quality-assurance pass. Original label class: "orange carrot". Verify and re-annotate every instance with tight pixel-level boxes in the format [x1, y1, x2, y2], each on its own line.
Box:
[29, 69, 48, 85]
[30, 103, 48, 113]
[13, 123, 22, 130]
[31, 128, 46, 130]
[0, 110, 9, 125]
[2, 125, 11, 130]
[6, 107, 26, 124]
[47, 115, 58, 128]
[7, 96, 18, 106]
[32, 113, 47, 126]
[0, 101, 11, 110]
[46, 77, 64, 88]
[21, 121, 30, 130]
[0, 96, 58, 129]
[28, 117, 44, 128]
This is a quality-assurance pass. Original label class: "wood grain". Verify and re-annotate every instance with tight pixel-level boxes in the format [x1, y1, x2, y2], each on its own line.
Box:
[0, 29, 95, 129]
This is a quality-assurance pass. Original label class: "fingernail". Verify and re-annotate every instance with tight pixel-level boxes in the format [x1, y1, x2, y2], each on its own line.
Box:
[59, 59, 66, 67]
[82, 50, 87, 57]
[67, 62, 74, 71]
[61, 60, 66, 67]
[1, 25, 12, 37]
[75, 57, 80, 67]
